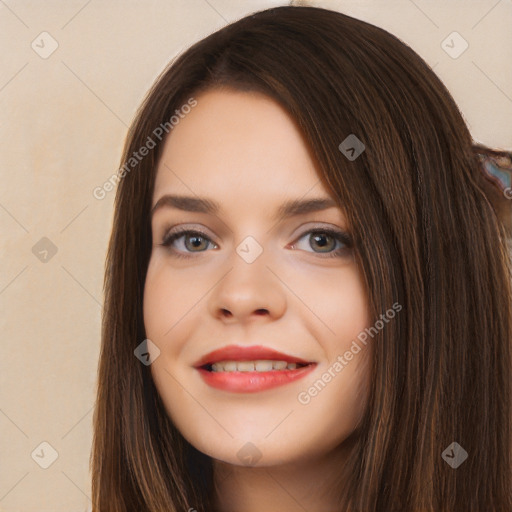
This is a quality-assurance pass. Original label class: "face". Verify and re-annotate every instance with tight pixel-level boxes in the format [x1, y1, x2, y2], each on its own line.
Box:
[143, 88, 373, 467]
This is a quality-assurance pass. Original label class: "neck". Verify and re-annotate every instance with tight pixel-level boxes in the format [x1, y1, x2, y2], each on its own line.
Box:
[211, 435, 358, 512]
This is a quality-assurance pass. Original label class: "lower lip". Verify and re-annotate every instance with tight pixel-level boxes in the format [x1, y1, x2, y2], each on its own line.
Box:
[196, 364, 317, 393]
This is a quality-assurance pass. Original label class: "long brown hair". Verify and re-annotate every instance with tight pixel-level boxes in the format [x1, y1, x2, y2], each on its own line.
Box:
[91, 6, 512, 511]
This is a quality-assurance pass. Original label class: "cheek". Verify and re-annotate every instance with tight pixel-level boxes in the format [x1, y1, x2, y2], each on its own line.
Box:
[294, 350, 372, 460]
[290, 261, 371, 352]
[327, 271, 369, 338]
[293, 265, 372, 425]
[143, 257, 202, 344]
[143, 259, 201, 425]
[338, 278, 370, 349]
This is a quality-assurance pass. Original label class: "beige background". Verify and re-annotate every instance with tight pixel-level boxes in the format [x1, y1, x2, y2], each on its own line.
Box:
[1, 0, 510, 510]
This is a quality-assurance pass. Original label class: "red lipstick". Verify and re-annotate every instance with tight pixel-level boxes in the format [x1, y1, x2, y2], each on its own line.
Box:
[193, 344, 316, 393]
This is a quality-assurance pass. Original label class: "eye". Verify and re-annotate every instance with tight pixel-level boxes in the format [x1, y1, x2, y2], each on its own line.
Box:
[159, 226, 353, 260]
[291, 228, 353, 258]
[160, 228, 217, 259]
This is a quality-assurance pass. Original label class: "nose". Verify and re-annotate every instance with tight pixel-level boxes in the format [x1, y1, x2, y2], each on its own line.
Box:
[207, 251, 287, 324]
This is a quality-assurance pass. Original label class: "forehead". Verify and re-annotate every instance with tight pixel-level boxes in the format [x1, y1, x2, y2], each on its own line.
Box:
[153, 88, 329, 201]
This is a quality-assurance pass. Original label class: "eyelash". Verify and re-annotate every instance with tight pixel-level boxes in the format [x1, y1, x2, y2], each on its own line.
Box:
[159, 227, 353, 260]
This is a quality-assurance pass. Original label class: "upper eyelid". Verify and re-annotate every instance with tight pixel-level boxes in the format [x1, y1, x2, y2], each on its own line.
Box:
[161, 225, 215, 243]
[161, 222, 348, 236]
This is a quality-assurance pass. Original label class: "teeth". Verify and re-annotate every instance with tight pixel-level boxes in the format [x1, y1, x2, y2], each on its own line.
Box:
[210, 360, 303, 372]
[237, 361, 254, 372]
[224, 361, 237, 372]
[255, 360, 273, 371]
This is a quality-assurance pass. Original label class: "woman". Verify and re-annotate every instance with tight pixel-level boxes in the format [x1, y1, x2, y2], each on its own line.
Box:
[91, 5, 512, 511]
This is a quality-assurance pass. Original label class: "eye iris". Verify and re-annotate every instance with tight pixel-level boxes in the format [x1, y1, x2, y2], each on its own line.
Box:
[185, 234, 208, 251]
[310, 233, 335, 252]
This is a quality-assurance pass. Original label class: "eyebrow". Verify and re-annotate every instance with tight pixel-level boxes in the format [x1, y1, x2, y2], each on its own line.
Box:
[150, 194, 338, 221]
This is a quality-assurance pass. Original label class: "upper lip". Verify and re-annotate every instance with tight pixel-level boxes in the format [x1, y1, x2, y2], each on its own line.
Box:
[193, 345, 314, 368]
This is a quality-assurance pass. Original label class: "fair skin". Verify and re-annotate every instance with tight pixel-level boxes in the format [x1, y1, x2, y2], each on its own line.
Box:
[143, 88, 373, 512]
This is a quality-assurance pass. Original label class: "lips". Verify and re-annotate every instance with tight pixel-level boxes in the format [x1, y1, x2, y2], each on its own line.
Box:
[193, 344, 317, 393]
[193, 344, 313, 369]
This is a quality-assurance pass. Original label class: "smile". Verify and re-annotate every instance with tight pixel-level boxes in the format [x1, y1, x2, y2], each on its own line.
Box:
[193, 345, 317, 393]
[209, 360, 306, 372]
